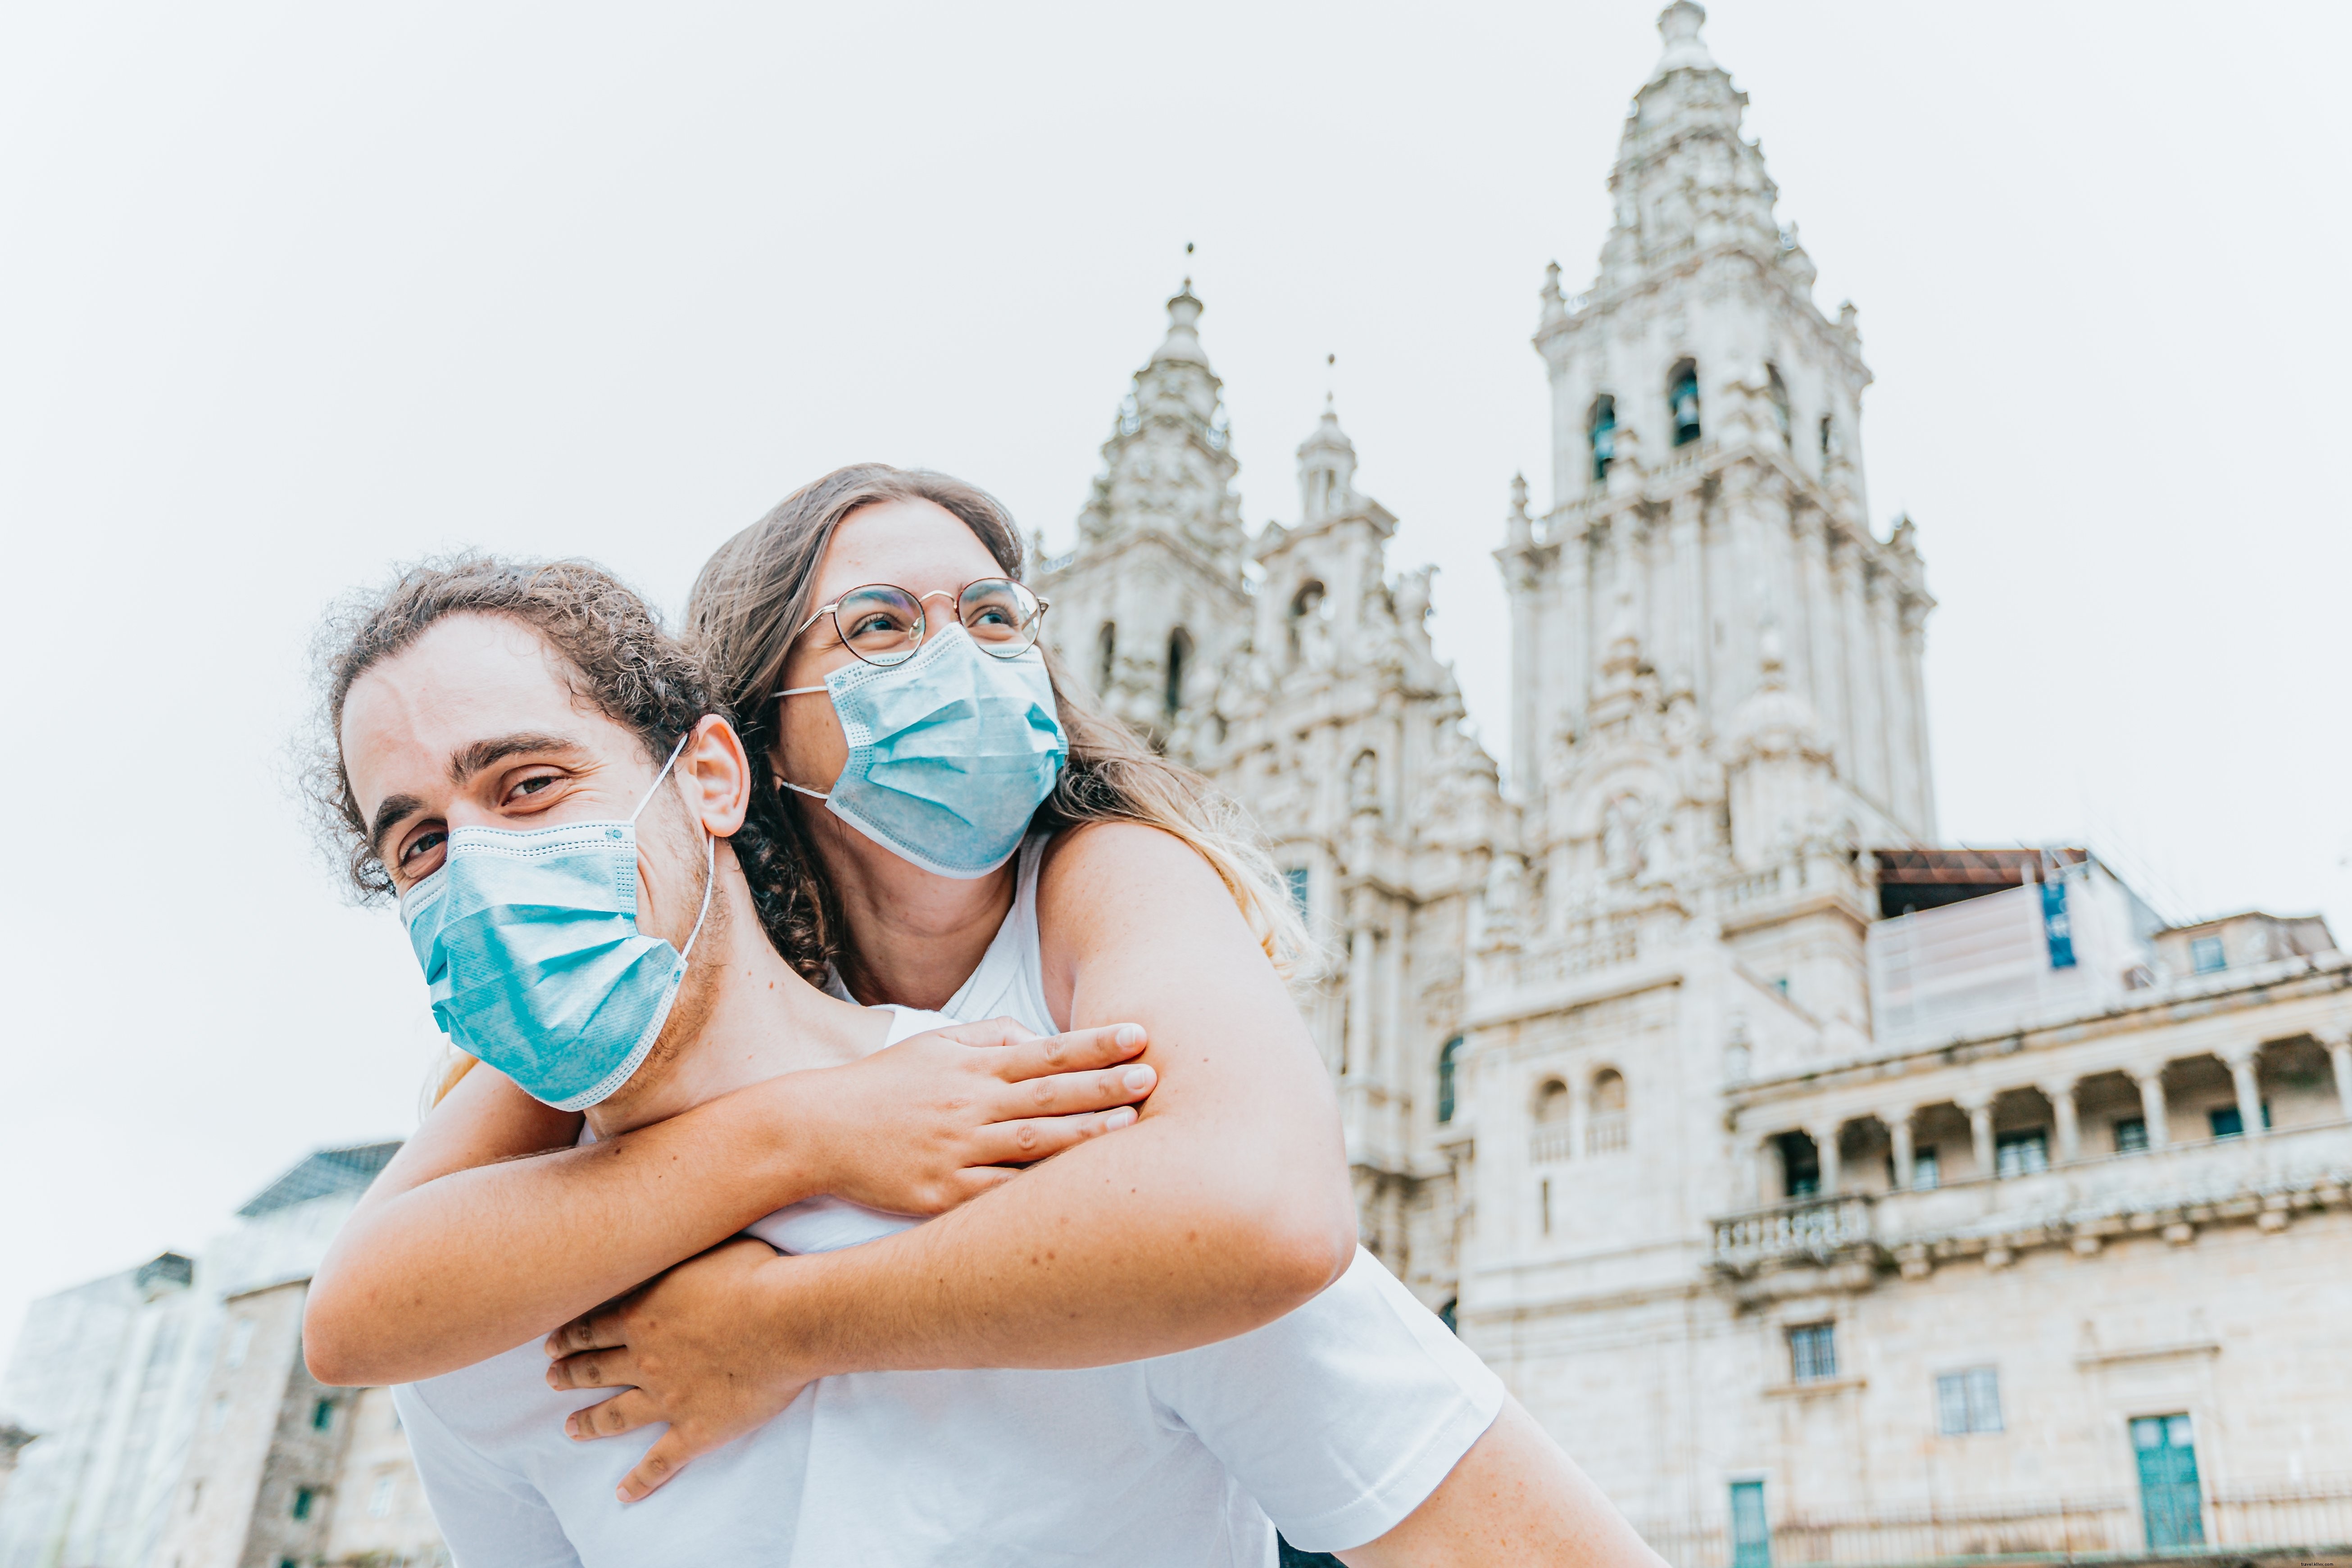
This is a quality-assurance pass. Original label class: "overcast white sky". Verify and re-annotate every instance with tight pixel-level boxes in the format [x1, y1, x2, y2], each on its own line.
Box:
[3, 2, 2347, 1356]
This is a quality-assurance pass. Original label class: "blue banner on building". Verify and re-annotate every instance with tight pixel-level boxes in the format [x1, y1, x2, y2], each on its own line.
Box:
[2041, 878, 2077, 969]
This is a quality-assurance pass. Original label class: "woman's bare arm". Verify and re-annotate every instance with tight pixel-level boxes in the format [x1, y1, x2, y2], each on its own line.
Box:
[303, 1020, 1155, 1386]
[551, 824, 1358, 1403]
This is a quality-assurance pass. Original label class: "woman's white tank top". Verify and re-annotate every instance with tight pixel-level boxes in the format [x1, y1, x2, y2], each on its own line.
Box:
[940, 833, 1058, 1034]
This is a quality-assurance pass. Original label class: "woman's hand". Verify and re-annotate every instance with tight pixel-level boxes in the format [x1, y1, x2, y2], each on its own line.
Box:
[799, 1018, 1158, 1215]
[547, 1238, 812, 1501]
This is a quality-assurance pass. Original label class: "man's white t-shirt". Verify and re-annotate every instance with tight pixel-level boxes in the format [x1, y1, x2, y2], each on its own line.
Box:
[394, 1005, 1502, 1568]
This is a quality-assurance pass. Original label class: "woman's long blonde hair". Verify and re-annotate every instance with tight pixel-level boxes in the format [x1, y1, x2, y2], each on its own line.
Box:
[685, 463, 1309, 993]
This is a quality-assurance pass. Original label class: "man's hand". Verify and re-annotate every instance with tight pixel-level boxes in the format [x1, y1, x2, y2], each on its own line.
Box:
[547, 1238, 809, 1501]
[799, 1018, 1158, 1215]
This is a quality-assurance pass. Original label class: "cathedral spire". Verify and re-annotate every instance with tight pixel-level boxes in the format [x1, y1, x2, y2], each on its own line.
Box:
[1297, 392, 1359, 523]
[1072, 279, 1244, 567]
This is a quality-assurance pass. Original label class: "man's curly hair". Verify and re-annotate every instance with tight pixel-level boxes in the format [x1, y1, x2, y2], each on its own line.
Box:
[304, 554, 717, 900]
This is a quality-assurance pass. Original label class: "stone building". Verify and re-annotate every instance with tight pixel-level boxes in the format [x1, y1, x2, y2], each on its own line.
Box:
[1042, 6, 2352, 1563]
[0, 1145, 445, 1568]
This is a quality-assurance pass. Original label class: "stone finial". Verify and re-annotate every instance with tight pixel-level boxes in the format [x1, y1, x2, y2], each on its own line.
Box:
[1155, 279, 1210, 367]
[1505, 473, 1533, 546]
[1539, 260, 1567, 327]
[1297, 393, 1359, 523]
[1655, 0, 1716, 74]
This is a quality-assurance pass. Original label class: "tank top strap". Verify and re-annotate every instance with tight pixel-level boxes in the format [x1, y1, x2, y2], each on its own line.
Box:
[943, 833, 1056, 1033]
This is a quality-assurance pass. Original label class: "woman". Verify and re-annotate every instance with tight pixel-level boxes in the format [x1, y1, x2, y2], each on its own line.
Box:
[308, 468, 1653, 1563]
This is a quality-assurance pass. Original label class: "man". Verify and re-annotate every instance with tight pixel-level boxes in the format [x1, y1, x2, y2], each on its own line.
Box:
[317, 555, 1665, 1567]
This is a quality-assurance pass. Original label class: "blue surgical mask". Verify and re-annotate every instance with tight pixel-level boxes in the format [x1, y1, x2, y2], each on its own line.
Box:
[778, 623, 1067, 879]
[397, 732, 716, 1111]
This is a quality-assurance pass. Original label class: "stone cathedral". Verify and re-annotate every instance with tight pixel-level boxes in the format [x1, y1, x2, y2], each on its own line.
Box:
[1038, 5, 2352, 1563]
[6, 8, 2350, 1568]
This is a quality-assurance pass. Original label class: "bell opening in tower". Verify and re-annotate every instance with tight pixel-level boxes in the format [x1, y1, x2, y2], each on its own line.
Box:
[1669, 359, 1702, 447]
[1588, 394, 1617, 485]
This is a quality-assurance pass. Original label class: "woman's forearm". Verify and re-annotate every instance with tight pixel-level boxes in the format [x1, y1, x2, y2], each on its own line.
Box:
[306, 1072, 828, 1386]
[740, 1100, 1353, 1379]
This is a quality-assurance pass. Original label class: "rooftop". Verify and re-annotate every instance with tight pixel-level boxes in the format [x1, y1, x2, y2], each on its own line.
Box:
[235, 1141, 402, 1219]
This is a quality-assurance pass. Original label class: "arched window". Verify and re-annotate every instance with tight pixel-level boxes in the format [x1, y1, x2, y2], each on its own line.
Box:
[1095, 622, 1117, 693]
[1436, 1036, 1464, 1123]
[1587, 1067, 1629, 1155]
[1819, 413, 1836, 457]
[1534, 1078, 1572, 1123]
[1766, 364, 1791, 445]
[1588, 394, 1617, 485]
[1669, 359, 1701, 447]
[1164, 627, 1193, 720]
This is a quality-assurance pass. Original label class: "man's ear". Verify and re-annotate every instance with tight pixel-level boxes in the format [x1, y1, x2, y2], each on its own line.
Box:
[679, 716, 751, 837]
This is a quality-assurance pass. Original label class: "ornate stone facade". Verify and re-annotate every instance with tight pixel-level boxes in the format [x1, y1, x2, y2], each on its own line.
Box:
[1044, 6, 2352, 1562]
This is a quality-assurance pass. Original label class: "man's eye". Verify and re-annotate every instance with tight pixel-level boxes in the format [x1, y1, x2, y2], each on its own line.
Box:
[515, 775, 554, 795]
[400, 829, 447, 867]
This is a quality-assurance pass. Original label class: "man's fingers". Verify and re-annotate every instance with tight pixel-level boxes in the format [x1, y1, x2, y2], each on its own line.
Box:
[544, 1304, 624, 1359]
[545, 1347, 636, 1391]
[565, 1390, 658, 1441]
[970, 1107, 1139, 1168]
[994, 1023, 1149, 1083]
[616, 1431, 699, 1503]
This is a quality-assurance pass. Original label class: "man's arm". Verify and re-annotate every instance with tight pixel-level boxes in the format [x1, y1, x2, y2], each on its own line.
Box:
[1340, 1400, 1671, 1568]
[304, 1019, 1154, 1386]
[548, 823, 1361, 1491]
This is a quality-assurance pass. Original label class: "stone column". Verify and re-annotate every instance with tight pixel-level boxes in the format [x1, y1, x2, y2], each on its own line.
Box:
[1887, 1110, 1916, 1191]
[1343, 907, 1376, 1085]
[1876, 583, 1915, 825]
[1800, 514, 1843, 763]
[1755, 1135, 1780, 1207]
[1505, 555, 1542, 799]
[1809, 1122, 1842, 1196]
[1670, 491, 1707, 704]
[2133, 1068, 2170, 1149]
[2045, 1079, 2081, 1163]
[1561, 527, 1592, 732]
[2327, 1030, 2352, 1121]
[1568, 1075, 1589, 1164]
[2222, 1046, 2265, 1138]
[1959, 1093, 1995, 1178]
[1899, 598, 1939, 836]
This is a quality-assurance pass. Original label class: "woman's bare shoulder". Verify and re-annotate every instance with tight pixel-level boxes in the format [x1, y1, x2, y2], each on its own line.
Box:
[1037, 821, 1227, 904]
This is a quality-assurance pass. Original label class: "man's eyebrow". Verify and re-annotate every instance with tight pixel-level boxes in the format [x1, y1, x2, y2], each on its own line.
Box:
[448, 732, 588, 786]
[368, 793, 427, 863]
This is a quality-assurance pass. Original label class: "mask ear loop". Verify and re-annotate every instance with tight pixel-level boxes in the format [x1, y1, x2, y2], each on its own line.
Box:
[771, 686, 834, 802]
[633, 726, 720, 961]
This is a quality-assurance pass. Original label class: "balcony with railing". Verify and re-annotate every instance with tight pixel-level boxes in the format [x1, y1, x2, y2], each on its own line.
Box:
[1713, 1117, 2352, 1273]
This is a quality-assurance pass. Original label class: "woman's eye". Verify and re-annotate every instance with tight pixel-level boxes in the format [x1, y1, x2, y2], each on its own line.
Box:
[849, 612, 904, 636]
[971, 607, 1012, 626]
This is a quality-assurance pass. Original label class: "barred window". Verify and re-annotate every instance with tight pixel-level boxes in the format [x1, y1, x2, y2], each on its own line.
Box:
[1937, 1367, 2003, 1435]
[1789, 1323, 1837, 1383]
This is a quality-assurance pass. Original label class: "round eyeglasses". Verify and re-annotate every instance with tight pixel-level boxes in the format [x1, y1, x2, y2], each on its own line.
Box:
[792, 577, 1049, 667]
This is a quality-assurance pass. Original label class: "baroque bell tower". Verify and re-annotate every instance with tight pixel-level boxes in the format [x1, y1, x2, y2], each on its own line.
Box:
[1037, 281, 1253, 756]
[1501, 0, 1935, 869]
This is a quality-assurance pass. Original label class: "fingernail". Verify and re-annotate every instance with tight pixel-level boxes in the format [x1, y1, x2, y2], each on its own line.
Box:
[1115, 1025, 1144, 1047]
[1122, 1065, 1156, 1091]
[1103, 1107, 1137, 1130]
